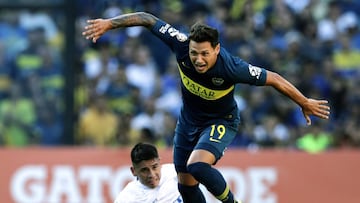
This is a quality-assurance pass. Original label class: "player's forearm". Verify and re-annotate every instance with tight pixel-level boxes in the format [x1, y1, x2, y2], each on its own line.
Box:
[110, 12, 158, 29]
[266, 71, 308, 106]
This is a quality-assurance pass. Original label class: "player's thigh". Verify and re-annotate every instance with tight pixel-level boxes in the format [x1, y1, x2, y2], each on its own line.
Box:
[173, 130, 199, 173]
[195, 122, 237, 161]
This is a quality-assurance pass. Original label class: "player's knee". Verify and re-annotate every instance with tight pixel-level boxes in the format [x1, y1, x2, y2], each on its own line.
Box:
[187, 162, 211, 180]
[178, 183, 199, 196]
[178, 172, 198, 185]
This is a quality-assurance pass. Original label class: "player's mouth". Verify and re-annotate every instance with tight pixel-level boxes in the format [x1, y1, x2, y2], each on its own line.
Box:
[194, 64, 207, 73]
[147, 178, 159, 187]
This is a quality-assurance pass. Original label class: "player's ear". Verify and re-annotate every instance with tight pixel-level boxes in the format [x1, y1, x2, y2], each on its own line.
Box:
[130, 166, 136, 176]
[215, 43, 220, 55]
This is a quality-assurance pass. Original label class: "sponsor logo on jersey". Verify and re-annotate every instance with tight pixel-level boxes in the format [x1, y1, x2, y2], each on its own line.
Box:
[248, 64, 262, 79]
[168, 27, 180, 37]
[212, 77, 224, 86]
[159, 24, 171, 34]
[159, 24, 188, 42]
[178, 66, 234, 100]
[176, 33, 188, 42]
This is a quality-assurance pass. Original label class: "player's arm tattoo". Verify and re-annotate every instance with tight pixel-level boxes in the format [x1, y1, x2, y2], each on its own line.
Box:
[110, 12, 157, 29]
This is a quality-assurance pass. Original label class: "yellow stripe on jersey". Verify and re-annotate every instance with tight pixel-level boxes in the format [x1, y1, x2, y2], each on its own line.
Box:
[178, 65, 234, 100]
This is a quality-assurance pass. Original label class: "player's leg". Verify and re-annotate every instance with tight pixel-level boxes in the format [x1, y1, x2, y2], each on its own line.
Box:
[187, 123, 238, 203]
[177, 172, 206, 203]
[187, 150, 236, 203]
[173, 131, 206, 203]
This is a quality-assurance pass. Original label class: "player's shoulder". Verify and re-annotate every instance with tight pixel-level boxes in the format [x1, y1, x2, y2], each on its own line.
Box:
[219, 47, 248, 67]
[161, 163, 176, 172]
[160, 163, 177, 178]
[114, 181, 142, 203]
[119, 179, 141, 193]
[219, 47, 239, 62]
[162, 163, 175, 169]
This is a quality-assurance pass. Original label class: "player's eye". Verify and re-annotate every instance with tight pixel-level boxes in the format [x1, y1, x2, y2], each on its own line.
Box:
[190, 51, 198, 56]
[140, 168, 149, 173]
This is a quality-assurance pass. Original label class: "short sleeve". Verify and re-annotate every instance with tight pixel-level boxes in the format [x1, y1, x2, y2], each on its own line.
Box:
[227, 53, 267, 86]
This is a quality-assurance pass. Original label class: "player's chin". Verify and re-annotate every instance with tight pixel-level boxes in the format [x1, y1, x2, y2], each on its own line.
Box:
[146, 179, 160, 188]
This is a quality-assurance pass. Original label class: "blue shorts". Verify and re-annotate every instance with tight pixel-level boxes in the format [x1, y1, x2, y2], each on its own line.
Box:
[173, 119, 238, 173]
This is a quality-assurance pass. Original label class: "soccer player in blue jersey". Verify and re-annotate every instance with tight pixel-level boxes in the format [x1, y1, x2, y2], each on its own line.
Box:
[83, 12, 330, 203]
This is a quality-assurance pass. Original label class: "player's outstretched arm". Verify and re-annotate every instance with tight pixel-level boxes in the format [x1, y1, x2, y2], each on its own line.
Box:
[82, 12, 158, 43]
[265, 70, 330, 125]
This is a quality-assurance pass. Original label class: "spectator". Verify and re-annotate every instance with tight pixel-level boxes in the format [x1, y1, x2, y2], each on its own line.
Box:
[83, 40, 120, 95]
[332, 34, 360, 78]
[0, 42, 14, 99]
[15, 27, 46, 84]
[105, 67, 140, 115]
[0, 83, 37, 146]
[34, 105, 63, 145]
[125, 45, 160, 100]
[129, 97, 167, 145]
[77, 94, 119, 146]
[296, 121, 333, 153]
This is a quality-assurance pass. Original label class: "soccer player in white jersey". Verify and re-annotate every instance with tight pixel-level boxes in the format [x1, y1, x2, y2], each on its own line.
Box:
[114, 143, 182, 203]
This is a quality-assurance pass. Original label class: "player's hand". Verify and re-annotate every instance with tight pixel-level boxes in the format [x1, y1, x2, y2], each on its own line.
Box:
[301, 99, 330, 125]
[82, 19, 112, 43]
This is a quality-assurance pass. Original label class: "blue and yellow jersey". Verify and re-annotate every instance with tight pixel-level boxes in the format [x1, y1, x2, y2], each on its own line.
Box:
[151, 20, 267, 127]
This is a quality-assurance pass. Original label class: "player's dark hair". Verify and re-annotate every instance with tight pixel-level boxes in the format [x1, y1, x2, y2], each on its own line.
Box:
[131, 142, 159, 165]
[189, 22, 219, 48]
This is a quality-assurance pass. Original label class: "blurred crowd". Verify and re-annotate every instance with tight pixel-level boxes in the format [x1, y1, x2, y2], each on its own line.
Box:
[0, 0, 359, 153]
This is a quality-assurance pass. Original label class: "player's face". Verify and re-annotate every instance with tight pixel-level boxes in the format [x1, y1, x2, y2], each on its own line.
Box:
[189, 40, 220, 74]
[131, 158, 161, 188]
